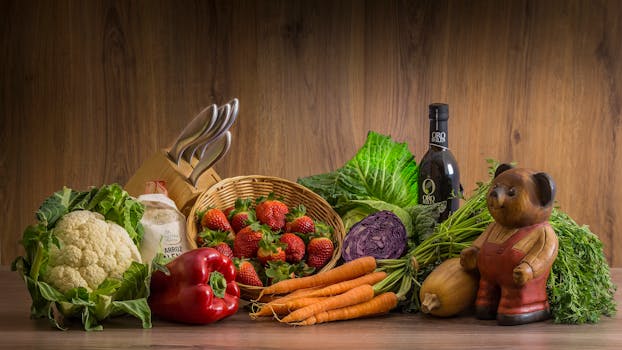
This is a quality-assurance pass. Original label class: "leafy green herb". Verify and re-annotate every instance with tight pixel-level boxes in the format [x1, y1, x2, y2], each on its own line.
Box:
[409, 201, 446, 243]
[548, 209, 617, 324]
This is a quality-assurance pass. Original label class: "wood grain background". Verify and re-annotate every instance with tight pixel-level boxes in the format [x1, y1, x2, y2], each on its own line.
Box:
[2, 0, 621, 266]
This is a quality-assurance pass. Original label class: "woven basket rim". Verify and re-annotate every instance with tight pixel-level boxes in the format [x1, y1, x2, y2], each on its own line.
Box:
[186, 174, 345, 299]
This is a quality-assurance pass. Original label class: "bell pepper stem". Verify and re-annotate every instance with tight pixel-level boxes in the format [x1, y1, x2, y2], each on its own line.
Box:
[209, 271, 227, 298]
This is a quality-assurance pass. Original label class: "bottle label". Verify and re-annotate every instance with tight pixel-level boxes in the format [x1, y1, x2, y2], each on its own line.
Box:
[429, 119, 449, 148]
[430, 131, 446, 144]
[421, 177, 437, 205]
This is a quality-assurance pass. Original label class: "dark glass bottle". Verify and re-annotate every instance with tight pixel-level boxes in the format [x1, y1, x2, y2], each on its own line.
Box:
[418, 103, 461, 222]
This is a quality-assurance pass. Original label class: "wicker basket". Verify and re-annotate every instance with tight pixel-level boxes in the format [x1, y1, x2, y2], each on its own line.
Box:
[186, 175, 345, 300]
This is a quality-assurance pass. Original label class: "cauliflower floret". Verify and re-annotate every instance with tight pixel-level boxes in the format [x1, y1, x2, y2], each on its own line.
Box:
[42, 210, 142, 293]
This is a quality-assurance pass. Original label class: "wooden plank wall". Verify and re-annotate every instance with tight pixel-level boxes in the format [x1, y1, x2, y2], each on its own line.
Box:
[2, 0, 621, 266]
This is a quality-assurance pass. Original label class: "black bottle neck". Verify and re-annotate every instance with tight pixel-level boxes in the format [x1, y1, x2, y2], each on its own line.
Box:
[428, 119, 449, 149]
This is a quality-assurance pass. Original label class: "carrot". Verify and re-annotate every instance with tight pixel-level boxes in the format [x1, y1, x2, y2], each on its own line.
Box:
[249, 297, 328, 318]
[302, 271, 387, 298]
[271, 285, 322, 302]
[251, 272, 386, 319]
[254, 287, 321, 307]
[268, 271, 387, 303]
[294, 292, 398, 326]
[257, 256, 376, 299]
[280, 284, 376, 323]
[251, 286, 321, 316]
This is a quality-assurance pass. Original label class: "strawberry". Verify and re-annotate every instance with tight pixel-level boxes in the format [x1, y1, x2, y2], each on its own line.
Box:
[200, 208, 232, 233]
[306, 236, 334, 269]
[257, 246, 286, 266]
[236, 260, 263, 287]
[233, 222, 266, 258]
[285, 204, 315, 234]
[229, 198, 256, 233]
[214, 242, 234, 259]
[279, 232, 306, 263]
[256, 232, 287, 265]
[197, 229, 234, 259]
[223, 205, 235, 218]
[255, 194, 289, 231]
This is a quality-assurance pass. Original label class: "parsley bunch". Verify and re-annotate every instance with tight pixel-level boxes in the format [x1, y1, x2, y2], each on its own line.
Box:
[548, 209, 617, 324]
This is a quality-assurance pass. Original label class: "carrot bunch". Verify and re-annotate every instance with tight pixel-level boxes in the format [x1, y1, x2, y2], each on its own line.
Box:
[250, 256, 398, 326]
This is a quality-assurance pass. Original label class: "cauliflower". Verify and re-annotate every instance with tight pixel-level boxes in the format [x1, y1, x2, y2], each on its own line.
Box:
[42, 210, 142, 293]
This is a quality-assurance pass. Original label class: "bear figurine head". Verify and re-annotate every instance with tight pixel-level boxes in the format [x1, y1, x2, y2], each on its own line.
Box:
[487, 164, 556, 228]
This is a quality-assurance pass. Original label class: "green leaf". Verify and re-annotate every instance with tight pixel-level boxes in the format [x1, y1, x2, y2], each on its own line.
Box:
[38, 281, 67, 302]
[81, 307, 103, 331]
[67, 287, 95, 307]
[265, 260, 296, 283]
[114, 262, 150, 301]
[86, 184, 145, 247]
[111, 299, 152, 329]
[94, 279, 123, 297]
[291, 261, 315, 277]
[407, 201, 445, 243]
[297, 171, 343, 206]
[338, 131, 419, 207]
[299, 132, 419, 210]
[35, 187, 76, 228]
[58, 301, 78, 317]
[151, 252, 172, 276]
[198, 229, 233, 247]
[92, 294, 113, 320]
[23, 275, 52, 319]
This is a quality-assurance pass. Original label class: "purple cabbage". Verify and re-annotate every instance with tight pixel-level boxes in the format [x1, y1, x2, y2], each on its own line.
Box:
[342, 210, 407, 261]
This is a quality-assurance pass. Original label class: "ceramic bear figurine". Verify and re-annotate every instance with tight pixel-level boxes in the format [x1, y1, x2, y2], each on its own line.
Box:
[460, 163, 558, 325]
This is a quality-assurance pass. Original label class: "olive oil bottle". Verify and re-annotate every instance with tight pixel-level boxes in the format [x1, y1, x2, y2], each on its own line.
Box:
[418, 103, 461, 222]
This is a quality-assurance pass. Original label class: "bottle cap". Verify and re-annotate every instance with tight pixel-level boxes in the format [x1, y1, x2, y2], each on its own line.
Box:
[429, 103, 449, 121]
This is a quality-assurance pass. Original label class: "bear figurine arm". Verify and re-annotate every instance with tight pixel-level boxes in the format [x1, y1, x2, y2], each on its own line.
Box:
[516, 224, 559, 279]
[460, 223, 495, 271]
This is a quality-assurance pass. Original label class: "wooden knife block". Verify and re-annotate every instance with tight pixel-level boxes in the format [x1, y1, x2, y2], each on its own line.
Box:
[125, 149, 221, 215]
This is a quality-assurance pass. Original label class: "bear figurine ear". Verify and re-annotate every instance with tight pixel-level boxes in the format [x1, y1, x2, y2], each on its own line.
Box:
[533, 172, 556, 207]
[494, 163, 514, 178]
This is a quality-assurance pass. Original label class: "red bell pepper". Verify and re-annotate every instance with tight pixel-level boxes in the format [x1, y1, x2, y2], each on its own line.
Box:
[149, 247, 240, 324]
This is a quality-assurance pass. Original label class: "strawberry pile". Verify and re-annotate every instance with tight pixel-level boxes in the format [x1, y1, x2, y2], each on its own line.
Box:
[196, 194, 336, 288]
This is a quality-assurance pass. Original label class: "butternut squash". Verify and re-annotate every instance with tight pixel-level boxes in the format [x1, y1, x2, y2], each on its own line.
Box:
[419, 257, 479, 317]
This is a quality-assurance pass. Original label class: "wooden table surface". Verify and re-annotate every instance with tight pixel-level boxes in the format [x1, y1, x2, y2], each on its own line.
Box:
[1, 267, 620, 350]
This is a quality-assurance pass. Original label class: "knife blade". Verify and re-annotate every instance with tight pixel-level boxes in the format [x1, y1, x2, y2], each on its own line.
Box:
[187, 131, 232, 187]
[167, 104, 218, 163]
